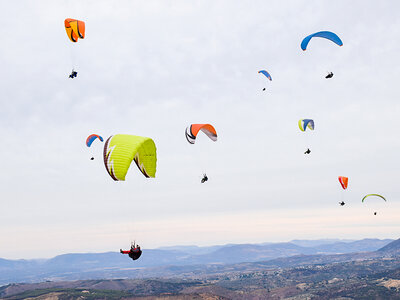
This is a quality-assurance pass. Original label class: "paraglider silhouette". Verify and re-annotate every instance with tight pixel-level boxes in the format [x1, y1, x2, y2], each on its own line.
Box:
[325, 72, 334, 79]
[201, 173, 208, 183]
[339, 201, 345, 206]
[69, 69, 78, 78]
[120, 242, 142, 261]
[304, 148, 311, 154]
[90, 157, 94, 160]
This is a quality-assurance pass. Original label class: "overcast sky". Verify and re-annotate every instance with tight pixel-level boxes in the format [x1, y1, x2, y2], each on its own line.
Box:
[0, 0, 399, 259]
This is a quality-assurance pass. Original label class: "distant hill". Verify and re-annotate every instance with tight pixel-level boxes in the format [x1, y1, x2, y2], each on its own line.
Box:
[0, 238, 395, 285]
[378, 238, 400, 254]
[290, 239, 355, 247]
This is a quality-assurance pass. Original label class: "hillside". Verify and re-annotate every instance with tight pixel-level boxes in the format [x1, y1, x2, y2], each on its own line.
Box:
[2, 256, 400, 299]
[378, 238, 400, 254]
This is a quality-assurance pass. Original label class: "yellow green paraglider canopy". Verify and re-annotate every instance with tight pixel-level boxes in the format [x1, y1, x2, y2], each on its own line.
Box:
[362, 194, 386, 202]
[103, 134, 157, 181]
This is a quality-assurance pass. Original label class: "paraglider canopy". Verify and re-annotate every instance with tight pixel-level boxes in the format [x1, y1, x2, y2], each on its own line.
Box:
[103, 134, 157, 181]
[258, 70, 272, 81]
[301, 31, 343, 51]
[362, 194, 386, 202]
[86, 134, 104, 147]
[185, 124, 217, 144]
[65, 18, 85, 43]
[338, 176, 348, 190]
[298, 119, 315, 132]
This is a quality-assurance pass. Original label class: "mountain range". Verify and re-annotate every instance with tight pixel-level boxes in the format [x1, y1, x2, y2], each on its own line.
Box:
[1, 238, 400, 299]
[0, 238, 394, 286]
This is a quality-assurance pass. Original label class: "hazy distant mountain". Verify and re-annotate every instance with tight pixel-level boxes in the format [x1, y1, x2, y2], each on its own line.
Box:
[290, 239, 356, 247]
[0, 238, 394, 285]
[311, 238, 395, 253]
[378, 238, 400, 254]
[156, 245, 225, 255]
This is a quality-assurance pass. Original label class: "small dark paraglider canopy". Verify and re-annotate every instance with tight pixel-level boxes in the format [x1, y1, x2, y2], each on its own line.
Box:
[90, 157, 94, 160]
[325, 72, 334, 79]
[339, 201, 345, 206]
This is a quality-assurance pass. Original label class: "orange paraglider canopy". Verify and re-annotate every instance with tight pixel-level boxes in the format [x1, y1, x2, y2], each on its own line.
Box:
[65, 18, 85, 43]
[338, 176, 348, 190]
[185, 124, 217, 144]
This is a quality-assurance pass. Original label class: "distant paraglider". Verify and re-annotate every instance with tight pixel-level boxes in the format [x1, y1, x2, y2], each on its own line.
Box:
[301, 31, 343, 51]
[201, 173, 208, 183]
[65, 18, 85, 78]
[120, 242, 142, 261]
[69, 69, 78, 79]
[186, 124, 217, 182]
[258, 70, 272, 91]
[362, 194, 386, 216]
[86, 134, 103, 161]
[338, 176, 348, 206]
[103, 134, 157, 181]
[299, 119, 314, 154]
[325, 72, 334, 79]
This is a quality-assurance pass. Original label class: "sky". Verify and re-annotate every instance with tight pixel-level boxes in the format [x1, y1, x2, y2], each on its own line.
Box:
[0, 0, 399, 259]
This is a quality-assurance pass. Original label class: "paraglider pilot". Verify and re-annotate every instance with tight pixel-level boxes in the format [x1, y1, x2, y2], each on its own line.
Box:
[201, 173, 208, 183]
[339, 201, 345, 206]
[120, 242, 142, 260]
[304, 148, 311, 154]
[325, 72, 333, 79]
[69, 69, 78, 78]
